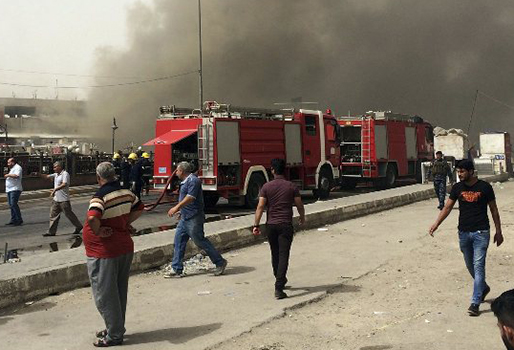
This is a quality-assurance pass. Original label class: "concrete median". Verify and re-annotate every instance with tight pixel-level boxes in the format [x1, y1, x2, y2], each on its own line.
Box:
[0, 184, 98, 204]
[0, 173, 509, 309]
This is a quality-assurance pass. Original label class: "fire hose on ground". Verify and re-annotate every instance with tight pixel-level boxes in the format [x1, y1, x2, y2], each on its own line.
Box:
[144, 169, 178, 211]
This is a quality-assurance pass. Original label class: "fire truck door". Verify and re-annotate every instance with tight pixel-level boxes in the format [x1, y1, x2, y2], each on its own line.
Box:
[324, 120, 338, 165]
[302, 114, 322, 170]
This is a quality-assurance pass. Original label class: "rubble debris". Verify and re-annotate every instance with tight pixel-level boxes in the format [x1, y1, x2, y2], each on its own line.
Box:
[160, 253, 215, 275]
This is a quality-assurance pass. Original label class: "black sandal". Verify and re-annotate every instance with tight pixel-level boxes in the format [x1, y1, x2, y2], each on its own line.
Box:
[95, 329, 107, 338]
[93, 337, 123, 347]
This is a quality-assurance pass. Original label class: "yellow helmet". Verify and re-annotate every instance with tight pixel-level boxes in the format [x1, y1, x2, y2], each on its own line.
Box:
[113, 153, 121, 159]
[128, 153, 138, 160]
[142, 152, 150, 159]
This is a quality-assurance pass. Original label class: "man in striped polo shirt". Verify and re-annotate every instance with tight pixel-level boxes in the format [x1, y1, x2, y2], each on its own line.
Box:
[83, 162, 144, 347]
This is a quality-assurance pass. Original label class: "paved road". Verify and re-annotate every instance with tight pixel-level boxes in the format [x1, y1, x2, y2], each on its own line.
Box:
[0, 186, 378, 261]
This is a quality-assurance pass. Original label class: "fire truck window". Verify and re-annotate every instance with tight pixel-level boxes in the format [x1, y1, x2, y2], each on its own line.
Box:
[326, 124, 336, 141]
[305, 116, 317, 136]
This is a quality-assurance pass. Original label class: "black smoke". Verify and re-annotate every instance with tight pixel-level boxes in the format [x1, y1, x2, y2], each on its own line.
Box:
[88, 0, 514, 149]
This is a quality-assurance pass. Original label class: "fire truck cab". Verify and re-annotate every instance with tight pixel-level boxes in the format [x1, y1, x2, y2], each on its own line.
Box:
[337, 111, 434, 189]
[145, 101, 341, 207]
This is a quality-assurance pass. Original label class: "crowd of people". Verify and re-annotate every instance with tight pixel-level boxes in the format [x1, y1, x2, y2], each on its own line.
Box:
[3, 153, 514, 348]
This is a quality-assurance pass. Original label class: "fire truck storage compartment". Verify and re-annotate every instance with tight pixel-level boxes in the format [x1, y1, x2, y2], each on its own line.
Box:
[341, 125, 362, 163]
[405, 126, 417, 175]
[285, 123, 302, 166]
[375, 125, 388, 177]
[215, 121, 241, 186]
[171, 133, 199, 172]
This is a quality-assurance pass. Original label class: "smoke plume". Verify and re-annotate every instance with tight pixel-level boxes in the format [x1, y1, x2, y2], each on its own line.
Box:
[88, 0, 514, 149]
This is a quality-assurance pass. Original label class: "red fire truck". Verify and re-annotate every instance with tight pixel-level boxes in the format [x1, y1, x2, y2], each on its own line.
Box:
[144, 101, 341, 207]
[337, 111, 434, 189]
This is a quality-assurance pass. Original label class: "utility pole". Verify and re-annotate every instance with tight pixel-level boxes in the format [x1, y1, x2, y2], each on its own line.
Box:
[198, 0, 204, 111]
[111, 117, 118, 154]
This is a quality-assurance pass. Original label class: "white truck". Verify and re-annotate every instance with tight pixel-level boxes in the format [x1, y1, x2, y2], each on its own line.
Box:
[433, 127, 470, 160]
[475, 132, 512, 175]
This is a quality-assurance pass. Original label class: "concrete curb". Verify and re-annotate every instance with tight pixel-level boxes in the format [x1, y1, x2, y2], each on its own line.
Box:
[0, 173, 509, 310]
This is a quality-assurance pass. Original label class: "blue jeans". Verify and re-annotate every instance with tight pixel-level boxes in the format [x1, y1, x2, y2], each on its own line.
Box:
[171, 214, 224, 272]
[7, 190, 22, 224]
[459, 230, 490, 304]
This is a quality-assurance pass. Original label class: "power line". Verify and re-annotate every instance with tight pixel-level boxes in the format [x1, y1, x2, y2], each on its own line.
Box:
[478, 90, 514, 111]
[0, 67, 143, 80]
[0, 70, 199, 89]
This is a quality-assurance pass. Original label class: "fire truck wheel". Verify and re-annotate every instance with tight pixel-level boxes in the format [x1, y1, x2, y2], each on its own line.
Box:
[385, 164, 397, 188]
[316, 167, 333, 200]
[245, 173, 266, 208]
[203, 192, 220, 208]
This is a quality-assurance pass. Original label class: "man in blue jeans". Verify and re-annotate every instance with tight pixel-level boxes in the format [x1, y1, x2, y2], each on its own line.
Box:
[429, 160, 503, 316]
[427, 151, 453, 210]
[164, 161, 227, 278]
[4, 158, 23, 226]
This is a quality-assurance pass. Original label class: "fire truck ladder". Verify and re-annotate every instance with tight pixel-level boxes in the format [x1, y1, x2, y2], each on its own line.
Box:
[361, 116, 373, 177]
[198, 123, 214, 176]
[205, 101, 294, 120]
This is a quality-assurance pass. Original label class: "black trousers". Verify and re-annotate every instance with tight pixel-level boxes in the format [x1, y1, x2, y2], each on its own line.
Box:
[266, 223, 294, 291]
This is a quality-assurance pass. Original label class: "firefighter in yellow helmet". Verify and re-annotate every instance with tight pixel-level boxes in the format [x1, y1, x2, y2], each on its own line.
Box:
[128, 153, 143, 199]
[111, 153, 122, 180]
[141, 152, 153, 195]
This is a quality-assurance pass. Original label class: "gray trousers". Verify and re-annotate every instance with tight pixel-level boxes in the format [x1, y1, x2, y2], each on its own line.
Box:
[48, 200, 83, 234]
[87, 253, 133, 342]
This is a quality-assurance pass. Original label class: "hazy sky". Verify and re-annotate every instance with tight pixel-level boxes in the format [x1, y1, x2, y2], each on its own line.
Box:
[0, 0, 147, 100]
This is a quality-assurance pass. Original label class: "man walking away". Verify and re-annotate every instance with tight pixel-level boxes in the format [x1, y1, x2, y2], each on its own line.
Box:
[4, 157, 23, 226]
[429, 159, 503, 316]
[427, 151, 453, 210]
[42, 161, 83, 237]
[253, 158, 305, 299]
[165, 161, 227, 278]
[84, 162, 143, 347]
[492, 289, 514, 350]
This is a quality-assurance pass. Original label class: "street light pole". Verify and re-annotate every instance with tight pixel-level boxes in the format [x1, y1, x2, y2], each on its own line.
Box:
[111, 117, 118, 154]
[198, 0, 204, 111]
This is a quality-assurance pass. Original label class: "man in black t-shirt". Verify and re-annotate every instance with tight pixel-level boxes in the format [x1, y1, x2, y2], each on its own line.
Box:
[253, 159, 305, 300]
[429, 160, 503, 317]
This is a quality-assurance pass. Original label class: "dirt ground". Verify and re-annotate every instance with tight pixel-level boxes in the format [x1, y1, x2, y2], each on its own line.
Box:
[2, 181, 513, 350]
[213, 181, 514, 350]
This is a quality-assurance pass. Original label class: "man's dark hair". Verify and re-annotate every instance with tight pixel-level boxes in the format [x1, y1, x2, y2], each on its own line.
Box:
[492, 289, 514, 328]
[271, 158, 286, 175]
[456, 159, 475, 171]
[436, 151, 443, 156]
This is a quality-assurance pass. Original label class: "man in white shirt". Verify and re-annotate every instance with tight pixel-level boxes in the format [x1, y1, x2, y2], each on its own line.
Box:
[4, 158, 23, 226]
[42, 161, 83, 236]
